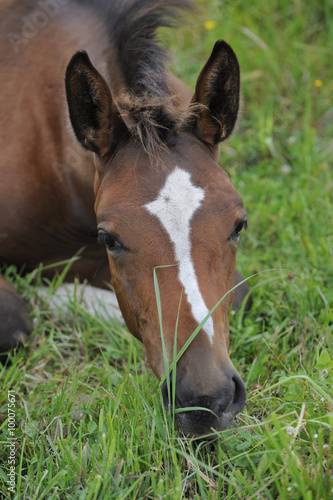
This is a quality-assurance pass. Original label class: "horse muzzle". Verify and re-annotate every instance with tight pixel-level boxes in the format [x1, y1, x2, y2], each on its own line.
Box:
[161, 367, 246, 438]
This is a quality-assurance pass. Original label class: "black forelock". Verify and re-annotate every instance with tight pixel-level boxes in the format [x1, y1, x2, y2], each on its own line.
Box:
[76, 0, 192, 98]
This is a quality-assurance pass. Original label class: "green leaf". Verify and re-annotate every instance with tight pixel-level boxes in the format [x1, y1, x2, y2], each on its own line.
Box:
[319, 349, 331, 367]
[236, 440, 252, 451]
[87, 421, 97, 433]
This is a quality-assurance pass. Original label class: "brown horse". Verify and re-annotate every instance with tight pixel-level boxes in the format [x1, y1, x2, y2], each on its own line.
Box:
[0, 0, 250, 437]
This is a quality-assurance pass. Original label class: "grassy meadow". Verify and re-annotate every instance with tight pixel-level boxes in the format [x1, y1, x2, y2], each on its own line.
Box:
[1, 0, 332, 498]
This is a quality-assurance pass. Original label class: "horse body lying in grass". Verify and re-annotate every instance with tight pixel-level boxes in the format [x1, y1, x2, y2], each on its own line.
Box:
[0, 0, 250, 437]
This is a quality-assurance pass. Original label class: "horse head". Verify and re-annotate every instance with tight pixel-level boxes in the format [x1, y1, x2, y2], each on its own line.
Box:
[65, 40, 247, 437]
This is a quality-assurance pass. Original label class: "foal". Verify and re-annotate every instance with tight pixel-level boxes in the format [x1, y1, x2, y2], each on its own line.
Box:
[0, 0, 250, 436]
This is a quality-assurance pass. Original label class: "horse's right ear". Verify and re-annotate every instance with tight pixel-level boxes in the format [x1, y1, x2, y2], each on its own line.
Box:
[65, 51, 126, 157]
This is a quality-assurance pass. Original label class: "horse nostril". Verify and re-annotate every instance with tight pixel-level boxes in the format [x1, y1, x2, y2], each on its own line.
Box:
[231, 373, 247, 409]
[190, 372, 247, 418]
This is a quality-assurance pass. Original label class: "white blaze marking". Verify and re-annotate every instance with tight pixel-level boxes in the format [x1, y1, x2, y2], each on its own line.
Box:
[144, 167, 214, 342]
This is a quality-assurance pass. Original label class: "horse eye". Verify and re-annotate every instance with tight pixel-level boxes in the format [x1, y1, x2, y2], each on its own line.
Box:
[98, 229, 123, 251]
[233, 218, 248, 238]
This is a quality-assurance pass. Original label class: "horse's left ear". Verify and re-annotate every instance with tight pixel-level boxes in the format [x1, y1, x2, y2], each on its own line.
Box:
[184, 40, 240, 146]
[65, 51, 126, 157]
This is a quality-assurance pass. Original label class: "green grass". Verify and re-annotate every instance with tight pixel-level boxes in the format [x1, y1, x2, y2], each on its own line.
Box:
[1, 0, 333, 498]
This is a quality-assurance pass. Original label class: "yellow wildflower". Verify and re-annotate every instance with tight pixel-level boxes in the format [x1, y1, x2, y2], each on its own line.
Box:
[314, 79, 323, 87]
[204, 21, 217, 31]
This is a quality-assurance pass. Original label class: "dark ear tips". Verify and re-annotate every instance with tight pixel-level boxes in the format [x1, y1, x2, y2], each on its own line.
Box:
[65, 50, 90, 79]
[69, 50, 91, 66]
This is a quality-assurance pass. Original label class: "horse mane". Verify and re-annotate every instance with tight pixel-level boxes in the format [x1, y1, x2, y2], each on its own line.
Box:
[77, 0, 194, 159]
